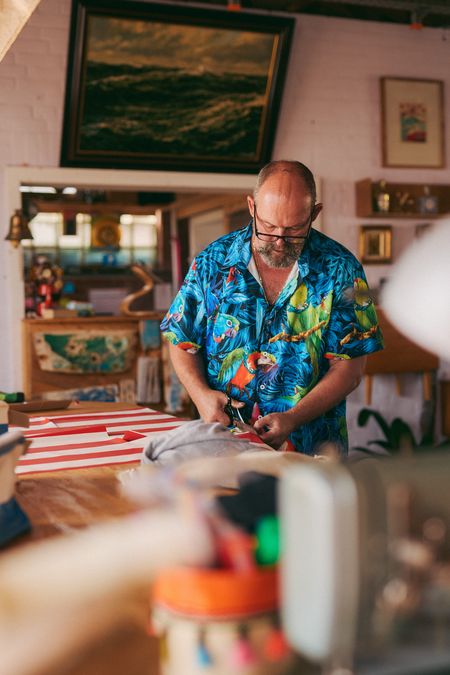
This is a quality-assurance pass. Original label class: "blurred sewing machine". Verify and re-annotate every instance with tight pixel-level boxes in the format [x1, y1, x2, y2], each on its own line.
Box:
[281, 223, 450, 675]
[281, 453, 450, 675]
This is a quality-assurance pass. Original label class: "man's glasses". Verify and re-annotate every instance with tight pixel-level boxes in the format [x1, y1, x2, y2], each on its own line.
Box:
[253, 203, 314, 244]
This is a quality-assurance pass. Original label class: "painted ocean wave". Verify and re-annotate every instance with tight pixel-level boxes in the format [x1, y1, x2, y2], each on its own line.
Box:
[79, 62, 268, 157]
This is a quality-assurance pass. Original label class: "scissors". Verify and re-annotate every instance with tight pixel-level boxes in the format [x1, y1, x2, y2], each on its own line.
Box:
[224, 395, 245, 425]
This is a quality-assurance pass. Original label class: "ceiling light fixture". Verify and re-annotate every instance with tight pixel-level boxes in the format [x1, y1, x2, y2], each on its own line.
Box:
[20, 186, 57, 194]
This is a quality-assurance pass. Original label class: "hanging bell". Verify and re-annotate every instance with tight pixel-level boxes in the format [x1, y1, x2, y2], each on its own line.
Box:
[5, 209, 33, 248]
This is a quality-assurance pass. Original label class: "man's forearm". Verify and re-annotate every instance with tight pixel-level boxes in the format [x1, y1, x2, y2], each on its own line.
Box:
[285, 356, 366, 429]
[167, 343, 211, 407]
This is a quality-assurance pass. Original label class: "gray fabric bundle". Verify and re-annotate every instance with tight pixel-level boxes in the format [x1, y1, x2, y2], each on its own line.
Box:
[142, 420, 262, 467]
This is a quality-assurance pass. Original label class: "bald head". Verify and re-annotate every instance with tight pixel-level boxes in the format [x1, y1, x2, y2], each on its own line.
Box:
[254, 160, 316, 204]
[247, 160, 322, 268]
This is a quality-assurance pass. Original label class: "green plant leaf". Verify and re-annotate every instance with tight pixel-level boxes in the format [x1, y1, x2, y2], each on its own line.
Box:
[351, 447, 380, 456]
[419, 430, 435, 447]
[390, 418, 416, 449]
[367, 439, 393, 450]
[357, 408, 391, 440]
[351, 445, 391, 457]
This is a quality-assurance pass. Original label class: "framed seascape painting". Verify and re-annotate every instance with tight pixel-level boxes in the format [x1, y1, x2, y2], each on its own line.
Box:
[380, 77, 445, 168]
[60, 0, 294, 173]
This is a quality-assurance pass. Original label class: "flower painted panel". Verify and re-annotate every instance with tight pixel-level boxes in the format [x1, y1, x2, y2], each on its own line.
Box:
[34, 330, 137, 374]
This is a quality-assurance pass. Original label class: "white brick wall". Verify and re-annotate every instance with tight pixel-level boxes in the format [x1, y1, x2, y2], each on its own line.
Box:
[0, 0, 68, 171]
[1, 1, 450, 389]
[275, 15, 450, 259]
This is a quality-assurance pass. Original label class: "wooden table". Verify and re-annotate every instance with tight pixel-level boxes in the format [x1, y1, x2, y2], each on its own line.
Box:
[7, 402, 318, 675]
[10, 402, 160, 675]
[15, 402, 142, 542]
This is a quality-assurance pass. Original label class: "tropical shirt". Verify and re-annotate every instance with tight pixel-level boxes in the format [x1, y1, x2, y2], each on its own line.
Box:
[161, 224, 384, 455]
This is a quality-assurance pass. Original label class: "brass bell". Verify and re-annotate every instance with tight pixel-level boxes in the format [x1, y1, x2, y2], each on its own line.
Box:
[5, 209, 33, 248]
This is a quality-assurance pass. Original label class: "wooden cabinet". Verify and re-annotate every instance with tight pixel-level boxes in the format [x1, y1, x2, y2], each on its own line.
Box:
[356, 178, 450, 219]
[22, 315, 163, 401]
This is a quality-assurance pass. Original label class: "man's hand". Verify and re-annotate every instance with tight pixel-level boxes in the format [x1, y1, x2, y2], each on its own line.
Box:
[253, 411, 297, 449]
[195, 390, 244, 427]
[253, 356, 367, 450]
[166, 344, 247, 427]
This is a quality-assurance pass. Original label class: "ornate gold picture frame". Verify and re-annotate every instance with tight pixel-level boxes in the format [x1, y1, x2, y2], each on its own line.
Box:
[61, 0, 293, 174]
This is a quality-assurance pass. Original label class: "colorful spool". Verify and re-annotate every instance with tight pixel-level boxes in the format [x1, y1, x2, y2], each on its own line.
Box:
[151, 566, 293, 675]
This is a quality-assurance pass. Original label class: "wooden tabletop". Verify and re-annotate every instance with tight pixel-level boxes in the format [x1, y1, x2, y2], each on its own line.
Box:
[6, 402, 316, 675]
[14, 402, 145, 544]
[8, 402, 161, 675]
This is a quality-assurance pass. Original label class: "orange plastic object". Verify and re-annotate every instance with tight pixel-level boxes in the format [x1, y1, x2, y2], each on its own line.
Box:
[153, 566, 278, 618]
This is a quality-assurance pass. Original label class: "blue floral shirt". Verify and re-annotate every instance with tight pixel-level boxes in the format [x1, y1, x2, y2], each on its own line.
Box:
[161, 225, 384, 455]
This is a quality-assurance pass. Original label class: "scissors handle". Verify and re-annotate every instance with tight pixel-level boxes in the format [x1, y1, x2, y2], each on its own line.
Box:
[224, 395, 245, 424]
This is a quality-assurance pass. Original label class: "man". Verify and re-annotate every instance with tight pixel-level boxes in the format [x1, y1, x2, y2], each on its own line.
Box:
[161, 160, 383, 455]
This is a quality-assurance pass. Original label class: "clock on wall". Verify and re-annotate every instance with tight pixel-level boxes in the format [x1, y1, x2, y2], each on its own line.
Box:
[91, 217, 121, 248]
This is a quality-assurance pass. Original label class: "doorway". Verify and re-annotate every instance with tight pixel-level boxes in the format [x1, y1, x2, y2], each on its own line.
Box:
[3, 166, 254, 390]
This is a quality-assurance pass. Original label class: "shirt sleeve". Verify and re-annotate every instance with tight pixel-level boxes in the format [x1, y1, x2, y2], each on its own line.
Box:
[160, 259, 207, 353]
[324, 256, 384, 360]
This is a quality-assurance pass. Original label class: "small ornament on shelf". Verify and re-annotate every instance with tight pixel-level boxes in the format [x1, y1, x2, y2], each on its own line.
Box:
[373, 180, 390, 213]
[28, 254, 64, 317]
[393, 190, 415, 214]
[418, 186, 439, 214]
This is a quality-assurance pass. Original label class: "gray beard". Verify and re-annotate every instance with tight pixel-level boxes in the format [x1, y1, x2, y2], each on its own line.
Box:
[256, 241, 304, 268]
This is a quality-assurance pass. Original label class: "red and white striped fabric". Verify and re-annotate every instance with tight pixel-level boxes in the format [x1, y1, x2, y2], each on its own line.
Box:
[47, 408, 186, 436]
[16, 437, 147, 475]
[16, 407, 186, 476]
[16, 416, 58, 431]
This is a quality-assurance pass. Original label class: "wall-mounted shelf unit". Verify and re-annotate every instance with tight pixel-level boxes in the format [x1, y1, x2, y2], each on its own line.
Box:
[356, 179, 450, 219]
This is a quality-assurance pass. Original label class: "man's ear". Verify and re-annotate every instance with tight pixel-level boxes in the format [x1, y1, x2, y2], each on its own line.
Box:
[247, 195, 255, 217]
[312, 203, 323, 221]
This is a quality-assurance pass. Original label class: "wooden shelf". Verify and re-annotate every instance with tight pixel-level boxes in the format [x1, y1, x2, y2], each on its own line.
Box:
[356, 178, 450, 219]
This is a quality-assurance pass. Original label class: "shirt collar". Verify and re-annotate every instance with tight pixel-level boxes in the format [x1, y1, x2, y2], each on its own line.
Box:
[223, 223, 253, 269]
[223, 222, 315, 279]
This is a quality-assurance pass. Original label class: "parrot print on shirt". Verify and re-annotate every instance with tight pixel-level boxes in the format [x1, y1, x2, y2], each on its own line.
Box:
[161, 225, 384, 455]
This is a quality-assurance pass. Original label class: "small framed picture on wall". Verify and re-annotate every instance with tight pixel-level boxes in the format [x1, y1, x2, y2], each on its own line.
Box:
[380, 77, 445, 168]
[359, 225, 392, 264]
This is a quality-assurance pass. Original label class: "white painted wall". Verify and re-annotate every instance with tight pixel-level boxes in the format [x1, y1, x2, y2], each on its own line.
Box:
[0, 0, 70, 391]
[1, 0, 449, 396]
[189, 208, 226, 261]
[275, 15, 450, 290]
